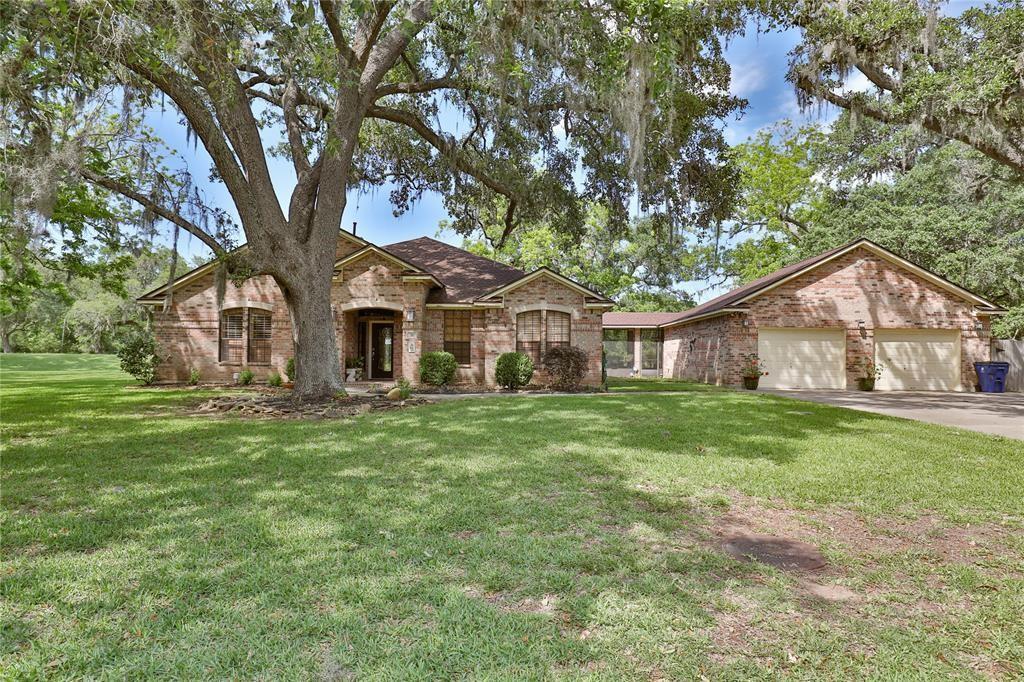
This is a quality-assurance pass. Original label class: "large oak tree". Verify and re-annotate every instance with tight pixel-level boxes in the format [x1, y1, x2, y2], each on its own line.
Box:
[3, 0, 747, 398]
[787, 0, 1024, 174]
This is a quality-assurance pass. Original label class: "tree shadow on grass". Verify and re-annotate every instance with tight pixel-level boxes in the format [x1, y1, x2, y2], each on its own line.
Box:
[4, 374, 1022, 678]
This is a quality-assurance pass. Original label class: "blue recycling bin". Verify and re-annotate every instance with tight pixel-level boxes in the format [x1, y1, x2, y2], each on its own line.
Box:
[974, 362, 1009, 393]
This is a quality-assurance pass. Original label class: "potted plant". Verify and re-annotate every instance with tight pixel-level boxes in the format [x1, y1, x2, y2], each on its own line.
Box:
[345, 356, 365, 382]
[857, 357, 883, 391]
[741, 354, 768, 390]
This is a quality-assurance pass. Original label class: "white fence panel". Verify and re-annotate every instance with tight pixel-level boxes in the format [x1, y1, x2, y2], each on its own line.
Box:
[991, 340, 1024, 392]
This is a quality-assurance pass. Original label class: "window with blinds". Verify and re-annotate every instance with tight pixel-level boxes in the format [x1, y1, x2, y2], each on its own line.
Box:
[219, 310, 244, 364]
[443, 310, 472, 365]
[516, 310, 542, 363]
[248, 312, 272, 364]
[545, 311, 570, 353]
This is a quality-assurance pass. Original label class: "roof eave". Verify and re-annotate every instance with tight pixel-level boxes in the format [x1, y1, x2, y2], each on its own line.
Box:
[659, 307, 748, 329]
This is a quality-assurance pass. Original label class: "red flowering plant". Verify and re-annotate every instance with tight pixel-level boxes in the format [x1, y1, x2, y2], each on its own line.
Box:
[741, 354, 768, 378]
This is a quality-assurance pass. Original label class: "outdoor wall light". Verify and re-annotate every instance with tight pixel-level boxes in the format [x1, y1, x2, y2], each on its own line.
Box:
[857, 320, 867, 338]
[405, 309, 415, 322]
[741, 319, 750, 327]
[974, 320, 985, 332]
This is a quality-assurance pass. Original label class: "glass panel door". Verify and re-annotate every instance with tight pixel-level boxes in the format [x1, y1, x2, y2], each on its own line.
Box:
[372, 324, 394, 379]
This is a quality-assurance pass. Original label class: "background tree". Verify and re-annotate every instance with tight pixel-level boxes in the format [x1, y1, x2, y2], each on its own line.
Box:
[5, 0, 747, 398]
[787, 0, 1024, 174]
[461, 205, 695, 312]
[716, 115, 1024, 338]
[1, 246, 180, 353]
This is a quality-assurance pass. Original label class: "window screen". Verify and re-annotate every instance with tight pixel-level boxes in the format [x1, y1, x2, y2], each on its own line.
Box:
[516, 310, 542, 363]
[219, 310, 244, 363]
[602, 329, 634, 369]
[640, 328, 661, 370]
[545, 311, 571, 353]
[248, 311, 272, 364]
[443, 310, 472, 365]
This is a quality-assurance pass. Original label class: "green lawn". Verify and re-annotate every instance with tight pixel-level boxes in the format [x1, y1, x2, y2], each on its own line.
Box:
[607, 376, 727, 393]
[3, 354, 1022, 679]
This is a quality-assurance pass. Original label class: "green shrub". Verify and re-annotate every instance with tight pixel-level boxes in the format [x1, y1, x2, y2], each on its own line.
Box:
[188, 368, 201, 385]
[116, 330, 161, 385]
[542, 345, 589, 390]
[239, 368, 254, 385]
[395, 377, 413, 399]
[285, 357, 295, 382]
[267, 372, 282, 387]
[495, 351, 533, 389]
[419, 351, 457, 385]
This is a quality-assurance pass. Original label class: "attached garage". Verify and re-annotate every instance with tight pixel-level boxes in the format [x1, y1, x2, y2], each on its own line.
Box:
[874, 329, 961, 391]
[757, 328, 846, 389]
[617, 239, 1004, 391]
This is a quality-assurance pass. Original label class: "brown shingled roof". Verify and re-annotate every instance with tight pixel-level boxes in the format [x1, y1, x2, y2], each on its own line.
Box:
[661, 241, 856, 326]
[602, 312, 689, 327]
[382, 236, 526, 304]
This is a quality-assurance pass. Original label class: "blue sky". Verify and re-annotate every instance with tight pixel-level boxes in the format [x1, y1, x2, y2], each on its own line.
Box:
[147, 4, 979, 302]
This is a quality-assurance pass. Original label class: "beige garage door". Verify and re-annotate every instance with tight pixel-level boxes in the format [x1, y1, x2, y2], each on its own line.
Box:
[757, 328, 846, 389]
[874, 329, 960, 391]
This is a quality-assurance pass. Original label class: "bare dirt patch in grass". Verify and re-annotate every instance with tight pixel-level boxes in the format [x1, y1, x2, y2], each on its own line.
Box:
[710, 493, 1021, 575]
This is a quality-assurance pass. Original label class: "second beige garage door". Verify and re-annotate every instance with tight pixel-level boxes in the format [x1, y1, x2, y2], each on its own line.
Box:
[874, 329, 961, 391]
[757, 328, 846, 389]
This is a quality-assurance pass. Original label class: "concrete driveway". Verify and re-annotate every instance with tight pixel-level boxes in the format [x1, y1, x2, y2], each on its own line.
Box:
[763, 390, 1024, 440]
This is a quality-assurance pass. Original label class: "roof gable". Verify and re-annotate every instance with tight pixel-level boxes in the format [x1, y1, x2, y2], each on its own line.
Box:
[661, 238, 1004, 328]
[137, 229, 368, 304]
[477, 267, 612, 303]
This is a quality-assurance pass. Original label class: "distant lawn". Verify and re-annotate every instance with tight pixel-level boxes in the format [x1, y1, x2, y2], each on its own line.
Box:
[3, 354, 1022, 679]
[607, 376, 727, 392]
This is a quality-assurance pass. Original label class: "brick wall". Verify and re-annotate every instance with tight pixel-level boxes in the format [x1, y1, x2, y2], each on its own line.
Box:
[661, 247, 991, 389]
[489, 276, 604, 387]
[151, 271, 294, 383]
[152, 237, 606, 387]
[662, 313, 749, 386]
[422, 309, 487, 384]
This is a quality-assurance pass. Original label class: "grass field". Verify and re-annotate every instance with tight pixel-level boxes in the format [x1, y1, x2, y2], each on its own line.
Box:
[3, 354, 1022, 679]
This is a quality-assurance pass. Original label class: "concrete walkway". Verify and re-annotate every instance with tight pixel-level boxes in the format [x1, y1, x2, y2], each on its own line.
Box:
[763, 389, 1024, 440]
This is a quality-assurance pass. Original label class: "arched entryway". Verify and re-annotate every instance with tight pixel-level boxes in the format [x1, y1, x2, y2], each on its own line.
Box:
[340, 307, 400, 381]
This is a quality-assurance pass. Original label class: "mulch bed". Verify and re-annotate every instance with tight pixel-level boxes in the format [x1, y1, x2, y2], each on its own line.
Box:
[191, 393, 432, 420]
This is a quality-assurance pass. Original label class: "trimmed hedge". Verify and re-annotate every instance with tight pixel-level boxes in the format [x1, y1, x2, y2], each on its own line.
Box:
[419, 351, 457, 385]
[495, 351, 533, 389]
[542, 345, 589, 390]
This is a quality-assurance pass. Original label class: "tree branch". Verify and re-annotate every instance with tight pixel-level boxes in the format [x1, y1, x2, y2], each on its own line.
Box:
[81, 168, 226, 256]
[795, 75, 1024, 173]
[283, 79, 312, 175]
[367, 104, 519, 221]
[359, 0, 432, 94]
[319, 0, 359, 68]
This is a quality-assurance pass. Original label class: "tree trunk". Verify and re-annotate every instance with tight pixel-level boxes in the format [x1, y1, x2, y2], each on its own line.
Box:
[278, 265, 343, 400]
[1, 330, 12, 353]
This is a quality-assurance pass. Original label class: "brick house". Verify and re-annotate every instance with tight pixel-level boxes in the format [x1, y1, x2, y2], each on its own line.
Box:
[603, 239, 1005, 391]
[137, 231, 613, 386]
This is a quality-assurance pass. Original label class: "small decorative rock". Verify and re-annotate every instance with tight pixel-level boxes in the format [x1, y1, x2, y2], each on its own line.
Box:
[386, 387, 403, 401]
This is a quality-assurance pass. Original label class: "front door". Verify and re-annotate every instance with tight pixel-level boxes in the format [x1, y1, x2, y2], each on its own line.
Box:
[370, 323, 394, 379]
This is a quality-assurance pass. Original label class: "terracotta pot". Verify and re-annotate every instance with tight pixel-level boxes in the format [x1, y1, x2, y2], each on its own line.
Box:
[742, 376, 759, 390]
[857, 377, 875, 391]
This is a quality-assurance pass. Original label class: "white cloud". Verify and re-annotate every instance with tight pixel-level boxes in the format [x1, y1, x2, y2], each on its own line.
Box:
[729, 60, 768, 98]
[842, 70, 873, 93]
